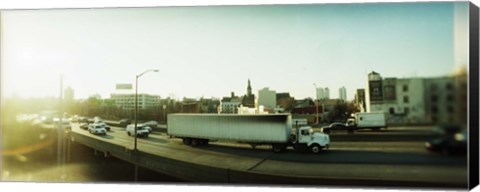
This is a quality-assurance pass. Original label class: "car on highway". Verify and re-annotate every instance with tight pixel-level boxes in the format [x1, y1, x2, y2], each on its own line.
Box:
[93, 116, 103, 123]
[53, 118, 72, 130]
[119, 119, 131, 127]
[425, 127, 467, 156]
[126, 124, 150, 138]
[96, 122, 110, 131]
[88, 124, 107, 135]
[143, 120, 158, 128]
[140, 123, 153, 133]
[79, 122, 89, 130]
[322, 122, 353, 134]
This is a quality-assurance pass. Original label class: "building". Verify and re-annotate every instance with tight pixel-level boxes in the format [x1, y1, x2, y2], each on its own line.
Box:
[365, 70, 467, 125]
[315, 87, 330, 100]
[219, 97, 242, 114]
[354, 89, 366, 112]
[339, 86, 347, 102]
[276, 92, 294, 112]
[63, 86, 75, 112]
[110, 93, 161, 110]
[324, 88, 330, 99]
[242, 79, 255, 108]
[258, 87, 277, 109]
[181, 101, 200, 113]
[64, 86, 74, 102]
[316, 87, 325, 100]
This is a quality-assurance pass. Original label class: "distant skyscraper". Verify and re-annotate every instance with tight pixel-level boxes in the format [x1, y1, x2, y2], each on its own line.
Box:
[316, 87, 325, 100]
[324, 87, 330, 99]
[339, 86, 347, 101]
[258, 87, 276, 109]
[64, 86, 74, 102]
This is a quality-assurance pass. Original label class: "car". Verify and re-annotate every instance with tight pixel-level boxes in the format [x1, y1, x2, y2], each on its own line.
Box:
[126, 124, 150, 138]
[119, 119, 131, 127]
[425, 126, 467, 156]
[93, 116, 103, 123]
[143, 120, 158, 128]
[88, 124, 107, 135]
[53, 118, 72, 130]
[137, 123, 153, 133]
[79, 123, 89, 130]
[322, 122, 353, 134]
[96, 122, 110, 131]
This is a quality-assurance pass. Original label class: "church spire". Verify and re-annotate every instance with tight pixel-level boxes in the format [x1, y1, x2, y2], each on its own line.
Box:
[247, 79, 252, 97]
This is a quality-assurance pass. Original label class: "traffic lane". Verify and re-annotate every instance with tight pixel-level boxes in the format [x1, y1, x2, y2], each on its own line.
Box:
[249, 161, 467, 187]
[71, 124, 275, 171]
[69, 124, 467, 186]
[71, 124, 466, 166]
[331, 141, 428, 153]
[265, 149, 466, 166]
[143, 131, 466, 166]
[100, 124, 466, 167]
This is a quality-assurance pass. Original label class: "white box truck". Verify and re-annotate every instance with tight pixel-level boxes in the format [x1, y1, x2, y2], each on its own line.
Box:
[346, 112, 387, 131]
[167, 113, 330, 153]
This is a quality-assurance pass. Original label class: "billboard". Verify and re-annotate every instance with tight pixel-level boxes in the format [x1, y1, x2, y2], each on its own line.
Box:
[369, 80, 383, 101]
[116, 84, 132, 90]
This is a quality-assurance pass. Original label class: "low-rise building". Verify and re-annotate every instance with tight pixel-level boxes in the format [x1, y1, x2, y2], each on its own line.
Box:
[365, 70, 467, 125]
[110, 93, 161, 110]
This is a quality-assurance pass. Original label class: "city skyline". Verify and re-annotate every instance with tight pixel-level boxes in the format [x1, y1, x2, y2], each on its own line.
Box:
[1, 2, 469, 101]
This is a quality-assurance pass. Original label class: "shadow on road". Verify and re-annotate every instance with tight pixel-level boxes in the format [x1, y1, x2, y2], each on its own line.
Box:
[145, 137, 169, 144]
[98, 135, 114, 139]
[192, 143, 273, 158]
[267, 149, 467, 166]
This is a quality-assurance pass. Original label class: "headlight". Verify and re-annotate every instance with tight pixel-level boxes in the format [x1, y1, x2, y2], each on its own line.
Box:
[425, 142, 431, 148]
[454, 133, 465, 141]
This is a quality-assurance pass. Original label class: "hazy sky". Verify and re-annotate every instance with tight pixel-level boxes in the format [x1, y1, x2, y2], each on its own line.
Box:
[1, 2, 469, 101]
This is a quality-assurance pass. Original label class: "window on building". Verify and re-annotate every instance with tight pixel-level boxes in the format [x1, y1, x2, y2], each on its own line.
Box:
[447, 94, 454, 102]
[431, 95, 438, 102]
[432, 106, 438, 114]
[403, 96, 409, 103]
[404, 107, 409, 115]
[447, 106, 454, 113]
[446, 83, 453, 90]
[403, 85, 408, 92]
[389, 107, 395, 114]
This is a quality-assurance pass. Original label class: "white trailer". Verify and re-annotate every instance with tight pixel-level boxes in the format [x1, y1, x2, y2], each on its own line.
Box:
[167, 113, 330, 153]
[346, 112, 387, 130]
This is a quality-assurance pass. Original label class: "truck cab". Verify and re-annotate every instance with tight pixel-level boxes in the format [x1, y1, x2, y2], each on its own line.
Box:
[294, 126, 330, 153]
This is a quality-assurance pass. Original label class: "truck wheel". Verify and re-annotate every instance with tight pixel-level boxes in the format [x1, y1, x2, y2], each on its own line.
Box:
[199, 139, 209, 146]
[310, 144, 322, 154]
[272, 144, 285, 153]
[183, 138, 192, 145]
[191, 139, 199, 147]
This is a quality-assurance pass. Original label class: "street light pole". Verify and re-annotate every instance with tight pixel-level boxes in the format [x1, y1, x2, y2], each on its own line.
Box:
[163, 104, 167, 123]
[313, 83, 319, 125]
[134, 69, 159, 151]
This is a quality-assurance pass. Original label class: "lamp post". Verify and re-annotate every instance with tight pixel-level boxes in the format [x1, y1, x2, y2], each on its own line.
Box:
[134, 69, 159, 151]
[163, 104, 167, 123]
[313, 83, 319, 125]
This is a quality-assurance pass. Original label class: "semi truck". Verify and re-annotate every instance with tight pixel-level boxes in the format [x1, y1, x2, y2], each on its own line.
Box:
[167, 113, 330, 154]
[346, 112, 387, 131]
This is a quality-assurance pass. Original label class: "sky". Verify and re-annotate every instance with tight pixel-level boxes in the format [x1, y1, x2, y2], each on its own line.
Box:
[0, 1, 470, 101]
